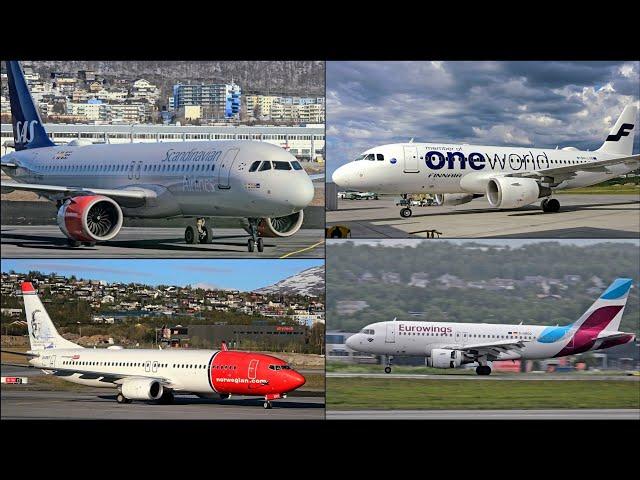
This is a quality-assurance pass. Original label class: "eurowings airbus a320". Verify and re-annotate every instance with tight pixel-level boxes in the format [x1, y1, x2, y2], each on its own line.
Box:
[0, 61, 317, 252]
[0, 282, 306, 409]
[346, 278, 635, 375]
[332, 105, 639, 217]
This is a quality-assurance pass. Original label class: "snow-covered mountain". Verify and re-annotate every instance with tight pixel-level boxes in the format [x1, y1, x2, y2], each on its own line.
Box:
[254, 266, 324, 297]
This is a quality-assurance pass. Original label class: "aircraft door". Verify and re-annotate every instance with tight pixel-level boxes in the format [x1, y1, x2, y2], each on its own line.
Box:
[217, 148, 240, 190]
[248, 359, 258, 380]
[145, 361, 151, 373]
[48, 355, 56, 368]
[385, 323, 396, 343]
[403, 146, 419, 173]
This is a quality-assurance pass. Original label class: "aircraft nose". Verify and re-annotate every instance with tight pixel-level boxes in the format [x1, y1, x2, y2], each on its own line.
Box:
[290, 175, 314, 209]
[290, 371, 306, 390]
[345, 334, 357, 349]
[332, 164, 350, 188]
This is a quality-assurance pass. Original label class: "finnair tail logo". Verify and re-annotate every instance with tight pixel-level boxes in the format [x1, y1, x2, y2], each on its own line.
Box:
[15, 120, 38, 144]
[606, 123, 634, 142]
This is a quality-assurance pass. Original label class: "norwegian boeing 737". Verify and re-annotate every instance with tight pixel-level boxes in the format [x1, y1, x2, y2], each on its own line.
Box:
[0, 282, 306, 408]
[0, 61, 316, 251]
[346, 278, 636, 375]
[332, 106, 639, 217]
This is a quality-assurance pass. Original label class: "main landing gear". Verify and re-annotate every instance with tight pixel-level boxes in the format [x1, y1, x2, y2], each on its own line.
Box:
[384, 355, 394, 374]
[541, 198, 560, 213]
[264, 400, 273, 409]
[399, 194, 413, 218]
[246, 218, 265, 253]
[185, 217, 214, 245]
[116, 392, 132, 404]
[475, 365, 492, 375]
[158, 390, 175, 404]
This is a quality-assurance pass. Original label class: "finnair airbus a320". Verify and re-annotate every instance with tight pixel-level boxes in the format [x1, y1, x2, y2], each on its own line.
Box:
[0, 282, 306, 409]
[332, 105, 639, 217]
[346, 278, 635, 375]
[0, 61, 316, 252]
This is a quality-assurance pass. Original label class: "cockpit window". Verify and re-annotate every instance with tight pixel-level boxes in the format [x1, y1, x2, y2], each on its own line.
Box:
[376, 154, 384, 161]
[249, 161, 260, 172]
[361, 329, 375, 335]
[268, 364, 292, 370]
[259, 161, 272, 171]
[364, 154, 375, 161]
[291, 161, 303, 170]
[353, 154, 366, 161]
[273, 161, 292, 170]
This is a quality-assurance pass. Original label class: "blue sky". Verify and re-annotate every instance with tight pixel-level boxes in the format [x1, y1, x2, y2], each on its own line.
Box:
[1, 259, 323, 291]
[327, 61, 640, 176]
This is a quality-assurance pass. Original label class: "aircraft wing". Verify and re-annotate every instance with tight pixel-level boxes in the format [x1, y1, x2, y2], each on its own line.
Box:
[0, 362, 174, 387]
[444, 339, 529, 358]
[505, 154, 640, 184]
[308, 173, 325, 182]
[1, 162, 18, 168]
[0, 181, 154, 200]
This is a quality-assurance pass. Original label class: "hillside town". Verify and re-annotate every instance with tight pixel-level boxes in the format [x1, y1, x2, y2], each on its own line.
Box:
[1, 271, 325, 327]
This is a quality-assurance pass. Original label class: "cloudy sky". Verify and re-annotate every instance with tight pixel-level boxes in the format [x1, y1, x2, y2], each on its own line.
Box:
[2, 259, 322, 291]
[327, 61, 639, 175]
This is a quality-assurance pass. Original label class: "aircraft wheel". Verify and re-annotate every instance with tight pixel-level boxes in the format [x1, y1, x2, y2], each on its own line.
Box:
[264, 401, 272, 409]
[384, 366, 392, 374]
[541, 198, 560, 213]
[185, 225, 198, 244]
[257, 238, 264, 252]
[159, 391, 175, 404]
[248, 239, 255, 252]
[400, 208, 413, 218]
[476, 366, 491, 375]
[116, 393, 127, 404]
[67, 239, 82, 248]
[200, 226, 214, 244]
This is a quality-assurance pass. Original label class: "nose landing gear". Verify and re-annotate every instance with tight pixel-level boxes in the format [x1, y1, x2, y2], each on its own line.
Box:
[246, 218, 265, 253]
[399, 194, 413, 218]
[185, 217, 214, 245]
[383, 355, 394, 374]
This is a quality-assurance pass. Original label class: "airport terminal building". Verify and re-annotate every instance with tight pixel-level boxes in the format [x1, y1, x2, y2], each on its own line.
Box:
[0, 123, 325, 162]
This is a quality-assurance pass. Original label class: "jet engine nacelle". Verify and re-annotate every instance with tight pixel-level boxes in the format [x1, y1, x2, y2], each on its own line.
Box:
[257, 210, 304, 237]
[121, 378, 164, 400]
[57, 195, 123, 242]
[486, 177, 551, 209]
[434, 193, 475, 206]
[426, 349, 464, 369]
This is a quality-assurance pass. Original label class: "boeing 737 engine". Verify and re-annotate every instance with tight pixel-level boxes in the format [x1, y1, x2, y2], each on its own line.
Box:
[57, 195, 124, 246]
[434, 193, 475, 206]
[426, 349, 465, 369]
[257, 211, 304, 237]
[486, 177, 551, 209]
[119, 378, 164, 403]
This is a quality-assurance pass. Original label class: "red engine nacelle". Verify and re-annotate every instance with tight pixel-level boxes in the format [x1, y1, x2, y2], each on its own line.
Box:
[256, 210, 304, 237]
[57, 195, 123, 242]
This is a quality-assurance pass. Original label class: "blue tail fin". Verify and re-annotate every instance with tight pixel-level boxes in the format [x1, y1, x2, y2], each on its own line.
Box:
[6, 60, 55, 151]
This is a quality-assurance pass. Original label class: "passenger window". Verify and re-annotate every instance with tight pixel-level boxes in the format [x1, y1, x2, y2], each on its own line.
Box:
[291, 161, 303, 170]
[259, 161, 272, 171]
[376, 154, 384, 161]
[273, 161, 292, 170]
[249, 161, 260, 172]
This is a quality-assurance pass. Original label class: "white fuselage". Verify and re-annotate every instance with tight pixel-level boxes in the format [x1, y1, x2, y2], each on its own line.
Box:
[345, 320, 628, 361]
[32, 347, 219, 392]
[332, 143, 632, 194]
[2, 140, 314, 218]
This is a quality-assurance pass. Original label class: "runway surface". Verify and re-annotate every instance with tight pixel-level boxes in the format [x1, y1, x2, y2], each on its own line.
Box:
[326, 194, 640, 238]
[0, 225, 324, 258]
[1, 389, 325, 420]
[327, 373, 640, 381]
[327, 409, 640, 420]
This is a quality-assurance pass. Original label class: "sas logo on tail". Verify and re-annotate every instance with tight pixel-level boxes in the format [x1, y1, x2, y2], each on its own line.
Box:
[15, 120, 39, 144]
[606, 123, 634, 142]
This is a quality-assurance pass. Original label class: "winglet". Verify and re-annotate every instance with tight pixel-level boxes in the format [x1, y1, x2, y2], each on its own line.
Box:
[221, 341, 228, 351]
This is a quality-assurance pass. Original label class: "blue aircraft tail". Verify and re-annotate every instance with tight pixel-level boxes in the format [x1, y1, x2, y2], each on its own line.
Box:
[6, 60, 55, 151]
